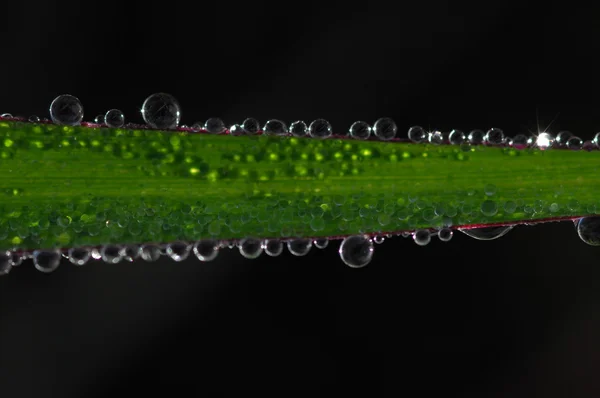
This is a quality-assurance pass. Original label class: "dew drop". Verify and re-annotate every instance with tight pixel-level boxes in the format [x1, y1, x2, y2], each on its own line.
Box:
[438, 228, 453, 242]
[141, 93, 181, 129]
[104, 109, 125, 128]
[101, 245, 123, 264]
[314, 238, 329, 249]
[193, 240, 219, 262]
[556, 131, 573, 146]
[91, 248, 101, 260]
[238, 238, 264, 259]
[68, 247, 91, 265]
[339, 235, 373, 268]
[0, 251, 11, 275]
[10, 253, 22, 267]
[459, 225, 513, 240]
[484, 128, 505, 145]
[566, 136, 583, 150]
[428, 130, 443, 145]
[120, 245, 140, 262]
[583, 140, 595, 151]
[480, 200, 498, 216]
[408, 126, 426, 143]
[166, 241, 191, 262]
[510, 134, 529, 149]
[190, 122, 202, 133]
[94, 114, 105, 124]
[263, 119, 287, 135]
[373, 117, 397, 140]
[373, 235, 385, 244]
[593, 133, 600, 148]
[413, 229, 431, 246]
[309, 119, 333, 139]
[264, 239, 284, 256]
[33, 249, 61, 273]
[140, 244, 161, 262]
[49, 94, 84, 126]
[448, 129, 465, 145]
[289, 120, 307, 137]
[535, 132, 554, 150]
[576, 217, 600, 246]
[229, 124, 244, 135]
[1, 113, 12, 118]
[242, 117, 260, 134]
[349, 121, 371, 140]
[468, 129, 485, 145]
[287, 239, 312, 256]
[204, 117, 226, 134]
[28, 115, 40, 123]
[484, 184, 497, 196]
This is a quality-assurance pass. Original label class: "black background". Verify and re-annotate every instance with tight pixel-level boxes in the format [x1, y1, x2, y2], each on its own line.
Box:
[2, 1, 600, 397]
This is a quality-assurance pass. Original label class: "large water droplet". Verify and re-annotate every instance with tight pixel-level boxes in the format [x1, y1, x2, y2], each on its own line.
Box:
[140, 244, 161, 262]
[287, 239, 312, 256]
[408, 126, 426, 143]
[556, 131, 573, 146]
[349, 121, 371, 140]
[576, 217, 600, 246]
[1, 113, 12, 118]
[238, 238, 263, 259]
[484, 128, 505, 145]
[104, 109, 125, 128]
[229, 124, 244, 135]
[121, 245, 140, 262]
[567, 136, 583, 150]
[289, 120, 307, 137]
[468, 129, 485, 145]
[0, 251, 11, 275]
[510, 134, 529, 149]
[428, 130, 443, 144]
[101, 245, 123, 264]
[264, 239, 283, 256]
[141, 93, 181, 129]
[33, 249, 61, 273]
[339, 235, 373, 268]
[459, 225, 513, 240]
[373, 118, 396, 140]
[242, 118, 260, 134]
[438, 228, 453, 242]
[413, 230, 431, 246]
[68, 247, 91, 265]
[193, 240, 219, 261]
[263, 119, 287, 135]
[204, 117, 226, 134]
[535, 132, 554, 150]
[49, 94, 84, 126]
[314, 238, 329, 249]
[309, 119, 332, 139]
[167, 241, 191, 262]
[449, 129, 465, 145]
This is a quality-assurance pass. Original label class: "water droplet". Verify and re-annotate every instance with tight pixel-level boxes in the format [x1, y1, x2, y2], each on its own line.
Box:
[94, 114, 105, 124]
[309, 119, 332, 139]
[28, 115, 40, 123]
[314, 238, 329, 249]
[68, 247, 91, 265]
[33, 249, 61, 273]
[101, 245, 123, 264]
[556, 130, 573, 146]
[373, 235, 385, 244]
[535, 132, 554, 150]
[289, 120, 307, 137]
[264, 239, 284, 256]
[349, 121, 371, 139]
[480, 200, 498, 216]
[242, 117, 260, 134]
[263, 119, 287, 135]
[373, 118, 396, 140]
[339, 235, 373, 268]
[91, 249, 101, 260]
[167, 241, 191, 262]
[0, 251, 11, 275]
[10, 253, 22, 267]
[141, 92, 181, 129]
[576, 217, 600, 246]
[567, 136, 583, 150]
[449, 129, 465, 145]
[413, 230, 431, 246]
[104, 109, 125, 128]
[204, 117, 226, 134]
[438, 228, 453, 242]
[1, 113, 12, 118]
[484, 127, 505, 145]
[229, 124, 244, 135]
[428, 130, 443, 144]
[509, 134, 529, 149]
[140, 244, 161, 262]
[459, 225, 513, 240]
[583, 140, 595, 151]
[238, 238, 263, 259]
[193, 240, 219, 261]
[49, 94, 84, 126]
[468, 129, 485, 145]
[287, 239, 312, 256]
[190, 122, 202, 132]
[408, 126, 426, 143]
[484, 184, 497, 196]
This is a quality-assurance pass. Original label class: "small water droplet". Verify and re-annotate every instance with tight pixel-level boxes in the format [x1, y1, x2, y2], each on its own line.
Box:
[459, 225, 513, 240]
[373, 235, 385, 244]
[480, 200, 498, 216]
[204, 117, 226, 134]
[577, 217, 600, 245]
[101, 245, 123, 264]
[264, 239, 284, 256]
[191, 122, 202, 132]
[119, 245, 140, 262]
[428, 130, 443, 145]
[33, 249, 61, 273]
[242, 117, 260, 134]
[535, 132, 554, 150]
[289, 120, 307, 137]
[0, 251, 11, 275]
[413, 230, 431, 246]
[556, 131, 573, 146]
[484, 128, 505, 145]
[263, 119, 287, 135]
[140, 244, 161, 262]
[94, 114, 105, 124]
[509, 134, 529, 149]
[238, 238, 263, 259]
[339, 235, 373, 268]
[68, 247, 91, 265]
[28, 115, 40, 123]
[229, 124, 244, 135]
[167, 241, 191, 262]
[438, 228, 453, 242]
[408, 126, 426, 143]
[49, 94, 84, 126]
[583, 140, 595, 151]
[309, 119, 332, 139]
[373, 118, 397, 140]
[349, 121, 371, 140]
[468, 129, 485, 145]
[193, 240, 219, 261]
[10, 253, 22, 267]
[314, 238, 329, 249]
[484, 184, 497, 196]
[104, 109, 125, 128]
[1, 113, 12, 118]
[566, 136, 583, 150]
[448, 129, 465, 145]
[141, 92, 181, 129]
[287, 239, 312, 256]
